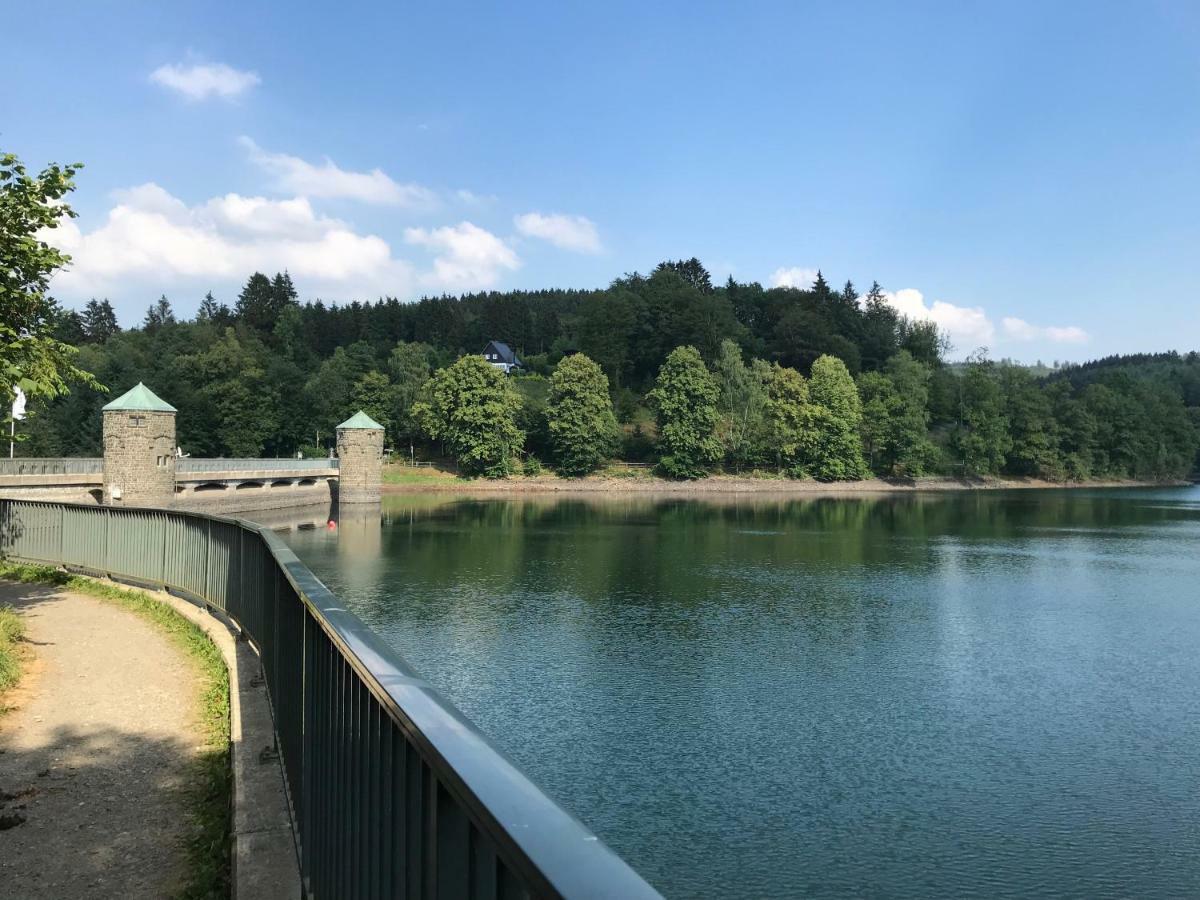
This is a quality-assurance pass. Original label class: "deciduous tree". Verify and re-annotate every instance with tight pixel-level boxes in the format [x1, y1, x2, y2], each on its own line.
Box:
[0, 151, 100, 411]
[547, 353, 618, 476]
[808, 354, 867, 480]
[648, 345, 721, 479]
[413, 355, 524, 477]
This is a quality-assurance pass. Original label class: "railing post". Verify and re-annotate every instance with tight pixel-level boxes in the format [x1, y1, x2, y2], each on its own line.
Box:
[204, 519, 212, 604]
[104, 506, 112, 577]
[301, 606, 315, 894]
[58, 504, 65, 564]
[160, 511, 169, 590]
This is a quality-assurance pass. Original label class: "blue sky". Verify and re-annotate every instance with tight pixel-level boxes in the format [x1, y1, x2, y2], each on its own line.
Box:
[6, 1, 1199, 361]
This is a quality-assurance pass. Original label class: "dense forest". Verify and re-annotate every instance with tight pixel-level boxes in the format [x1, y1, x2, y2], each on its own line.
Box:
[22, 260, 1200, 481]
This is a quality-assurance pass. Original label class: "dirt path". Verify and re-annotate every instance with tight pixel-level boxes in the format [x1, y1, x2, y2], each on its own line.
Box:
[0, 581, 201, 898]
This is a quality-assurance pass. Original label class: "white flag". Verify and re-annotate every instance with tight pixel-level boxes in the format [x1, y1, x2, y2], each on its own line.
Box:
[11, 387, 26, 421]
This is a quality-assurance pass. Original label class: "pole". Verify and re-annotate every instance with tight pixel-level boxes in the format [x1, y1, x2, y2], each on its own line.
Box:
[9, 419, 13, 459]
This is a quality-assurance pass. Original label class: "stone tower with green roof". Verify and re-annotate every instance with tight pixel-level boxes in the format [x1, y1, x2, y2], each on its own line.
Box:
[102, 382, 177, 506]
[336, 410, 384, 504]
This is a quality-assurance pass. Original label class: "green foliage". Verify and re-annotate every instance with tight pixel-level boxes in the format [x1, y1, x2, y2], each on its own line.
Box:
[648, 346, 721, 478]
[858, 351, 936, 476]
[0, 151, 101, 413]
[81, 299, 120, 343]
[522, 456, 544, 476]
[1001, 365, 1063, 478]
[235, 270, 297, 334]
[143, 295, 176, 332]
[547, 353, 619, 476]
[950, 353, 1012, 475]
[413, 355, 525, 477]
[352, 371, 393, 435]
[762, 362, 813, 476]
[807, 355, 867, 480]
[0, 604, 25, 696]
[185, 328, 279, 456]
[12, 244, 1198, 484]
[714, 340, 769, 471]
[387, 341, 436, 443]
[1081, 374, 1197, 480]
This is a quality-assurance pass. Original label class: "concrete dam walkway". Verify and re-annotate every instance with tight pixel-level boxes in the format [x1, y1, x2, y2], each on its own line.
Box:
[0, 581, 201, 898]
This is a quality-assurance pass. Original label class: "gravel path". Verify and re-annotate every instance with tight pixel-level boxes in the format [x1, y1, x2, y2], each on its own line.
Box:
[0, 581, 201, 898]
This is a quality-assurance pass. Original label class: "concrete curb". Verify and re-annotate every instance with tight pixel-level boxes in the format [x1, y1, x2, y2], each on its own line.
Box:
[143, 588, 302, 900]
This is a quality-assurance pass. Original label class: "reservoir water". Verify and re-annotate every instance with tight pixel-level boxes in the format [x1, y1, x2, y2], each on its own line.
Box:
[278, 486, 1200, 898]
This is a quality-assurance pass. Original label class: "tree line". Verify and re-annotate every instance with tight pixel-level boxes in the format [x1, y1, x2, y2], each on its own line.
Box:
[22, 265, 1199, 483]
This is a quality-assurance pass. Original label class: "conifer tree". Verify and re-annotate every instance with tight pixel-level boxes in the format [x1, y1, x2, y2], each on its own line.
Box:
[81, 299, 120, 343]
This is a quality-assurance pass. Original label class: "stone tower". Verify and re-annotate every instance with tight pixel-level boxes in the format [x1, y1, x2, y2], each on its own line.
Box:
[102, 383, 177, 507]
[336, 410, 384, 504]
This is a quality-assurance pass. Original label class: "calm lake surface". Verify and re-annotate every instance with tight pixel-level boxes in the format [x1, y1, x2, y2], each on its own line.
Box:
[278, 486, 1200, 898]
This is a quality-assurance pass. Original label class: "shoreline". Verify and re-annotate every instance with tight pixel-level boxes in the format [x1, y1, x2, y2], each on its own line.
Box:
[381, 473, 1189, 497]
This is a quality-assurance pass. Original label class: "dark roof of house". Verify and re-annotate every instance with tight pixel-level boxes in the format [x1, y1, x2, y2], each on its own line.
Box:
[484, 341, 521, 365]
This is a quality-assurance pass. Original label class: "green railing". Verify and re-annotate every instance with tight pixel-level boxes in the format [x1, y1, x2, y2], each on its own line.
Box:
[0, 499, 660, 900]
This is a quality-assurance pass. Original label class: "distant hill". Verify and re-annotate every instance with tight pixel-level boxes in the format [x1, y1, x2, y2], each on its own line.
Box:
[1050, 351, 1200, 406]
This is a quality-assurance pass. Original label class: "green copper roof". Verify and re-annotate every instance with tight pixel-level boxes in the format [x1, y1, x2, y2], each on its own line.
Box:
[102, 382, 176, 413]
[337, 410, 384, 430]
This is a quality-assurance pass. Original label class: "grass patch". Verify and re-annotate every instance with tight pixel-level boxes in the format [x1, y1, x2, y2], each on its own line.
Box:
[0, 604, 26, 705]
[382, 465, 461, 485]
[597, 463, 656, 480]
[0, 561, 231, 899]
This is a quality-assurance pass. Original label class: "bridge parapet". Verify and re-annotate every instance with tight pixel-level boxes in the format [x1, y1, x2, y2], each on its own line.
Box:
[177, 457, 339, 474]
[0, 458, 103, 477]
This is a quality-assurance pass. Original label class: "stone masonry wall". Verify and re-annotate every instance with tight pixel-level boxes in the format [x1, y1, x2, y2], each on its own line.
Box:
[336, 428, 383, 504]
[102, 409, 176, 506]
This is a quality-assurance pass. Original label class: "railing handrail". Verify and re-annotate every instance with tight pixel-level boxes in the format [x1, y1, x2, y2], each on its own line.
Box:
[177, 457, 339, 473]
[0, 498, 659, 899]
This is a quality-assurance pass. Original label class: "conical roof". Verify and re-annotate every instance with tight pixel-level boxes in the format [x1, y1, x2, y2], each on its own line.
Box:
[337, 410, 384, 430]
[102, 382, 176, 412]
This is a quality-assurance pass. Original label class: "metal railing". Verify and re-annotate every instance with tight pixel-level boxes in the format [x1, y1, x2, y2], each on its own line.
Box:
[0, 458, 103, 477]
[0, 499, 659, 900]
[177, 458, 339, 474]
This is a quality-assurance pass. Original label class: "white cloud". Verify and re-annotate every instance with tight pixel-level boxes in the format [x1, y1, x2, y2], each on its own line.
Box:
[456, 189, 497, 205]
[44, 182, 415, 300]
[240, 137, 436, 208]
[770, 266, 819, 289]
[150, 62, 260, 101]
[880, 288, 995, 350]
[405, 222, 521, 290]
[1002, 317, 1088, 344]
[513, 212, 602, 254]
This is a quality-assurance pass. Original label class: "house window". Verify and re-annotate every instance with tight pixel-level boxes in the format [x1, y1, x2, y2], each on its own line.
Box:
[129, 415, 145, 427]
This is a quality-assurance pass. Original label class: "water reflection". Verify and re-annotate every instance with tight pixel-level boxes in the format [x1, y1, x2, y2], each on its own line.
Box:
[282, 486, 1200, 899]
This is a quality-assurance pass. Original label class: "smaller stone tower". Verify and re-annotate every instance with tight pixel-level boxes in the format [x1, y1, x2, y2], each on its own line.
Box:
[336, 410, 384, 505]
[102, 383, 177, 507]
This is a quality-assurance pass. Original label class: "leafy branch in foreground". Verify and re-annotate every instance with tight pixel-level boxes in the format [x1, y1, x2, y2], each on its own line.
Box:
[0, 151, 103, 416]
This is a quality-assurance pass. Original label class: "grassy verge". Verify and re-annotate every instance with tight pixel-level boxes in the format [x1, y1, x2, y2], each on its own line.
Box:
[0, 604, 26, 708]
[0, 561, 231, 900]
[382, 465, 462, 485]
